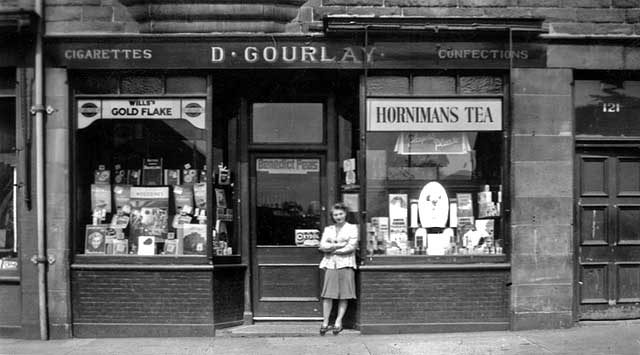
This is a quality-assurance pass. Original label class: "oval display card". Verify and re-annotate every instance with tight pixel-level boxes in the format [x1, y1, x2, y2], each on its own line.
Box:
[418, 182, 449, 228]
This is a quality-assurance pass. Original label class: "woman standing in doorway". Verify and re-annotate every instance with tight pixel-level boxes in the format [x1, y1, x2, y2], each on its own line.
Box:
[318, 202, 358, 335]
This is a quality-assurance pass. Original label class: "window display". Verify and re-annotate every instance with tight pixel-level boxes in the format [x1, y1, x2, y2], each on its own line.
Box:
[365, 97, 504, 257]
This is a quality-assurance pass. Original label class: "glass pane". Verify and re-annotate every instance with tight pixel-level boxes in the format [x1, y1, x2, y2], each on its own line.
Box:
[575, 80, 640, 136]
[366, 131, 503, 257]
[76, 118, 207, 257]
[256, 158, 321, 245]
[0, 98, 15, 154]
[252, 103, 323, 143]
[0, 164, 16, 257]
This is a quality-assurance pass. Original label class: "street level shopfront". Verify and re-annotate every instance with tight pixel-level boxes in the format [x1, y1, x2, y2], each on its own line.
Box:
[39, 21, 562, 337]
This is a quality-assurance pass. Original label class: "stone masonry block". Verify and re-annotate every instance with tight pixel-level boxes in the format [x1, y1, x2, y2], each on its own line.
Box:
[82, 6, 113, 21]
[562, 0, 610, 8]
[46, 249, 70, 290]
[548, 45, 624, 69]
[577, 9, 626, 23]
[627, 9, 640, 23]
[531, 8, 578, 22]
[402, 7, 485, 16]
[313, 6, 346, 20]
[45, 162, 69, 196]
[512, 135, 573, 162]
[511, 197, 573, 226]
[367, 76, 410, 95]
[511, 224, 573, 257]
[45, 21, 126, 34]
[613, 0, 638, 7]
[512, 68, 572, 96]
[512, 162, 572, 198]
[46, 222, 70, 252]
[511, 95, 572, 136]
[47, 0, 100, 5]
[45, 129, 69, 164]
[624, 46, 640, 70]
[511, 284, 573, 312]
[413, 76, 456, 95]
[592, 23, 634, 35]
[45, 6, 82, 22]
[459, 0, 513, 6]
[47, 290, 71, 324]
[511, 254, 573, 285]
[511, 312, 573, 330]
[549, 22, 596, 35]
[46, 193, 71, 220]
[385, 0, 457, 6]
[518, 0, 559, 6]
[346, 7, 402, 16]
[323, 0, 383, 5]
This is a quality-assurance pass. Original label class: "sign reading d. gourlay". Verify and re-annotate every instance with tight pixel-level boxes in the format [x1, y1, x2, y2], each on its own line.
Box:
[367, 98, 502, 131]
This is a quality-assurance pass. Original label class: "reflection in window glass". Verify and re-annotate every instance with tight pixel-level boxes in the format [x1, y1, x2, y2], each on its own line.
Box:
[256, 158, 322, 245]
[252, 103, 323, 143]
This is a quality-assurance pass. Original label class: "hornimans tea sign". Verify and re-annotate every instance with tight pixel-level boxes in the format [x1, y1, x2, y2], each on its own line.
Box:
[47, 40, 544, 69]
[367, 98, 502, 131]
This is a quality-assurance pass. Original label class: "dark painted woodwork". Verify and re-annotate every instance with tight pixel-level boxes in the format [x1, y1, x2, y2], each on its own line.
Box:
[577, 147, 640, 320]
[213, 265, 245, 328]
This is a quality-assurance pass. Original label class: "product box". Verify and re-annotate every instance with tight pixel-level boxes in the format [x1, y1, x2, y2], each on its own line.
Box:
[94, 166, 111, 185]
[194, 183, 207, 209]
[182, 169, 199, 185]
[127, 169, 141, 185]
[371, 217, 389, 242]
[90, 184, 112, 214]
[113, 185, 131, 212]
[164, 169, 181, 185]
[179, 224, 207, 255]
[137, 236, 156, 255]
[173, 185, 194, 214]
[215, 188, 227, 208]
[112, 239, 129, 255]
[456, 193, 474, 217]
[85, 225, 108, 254]
[113, 165, 127, 184]
[129, 186, 170, 241]
[142, 158, 163, 185]
[163, 238, 181, 255]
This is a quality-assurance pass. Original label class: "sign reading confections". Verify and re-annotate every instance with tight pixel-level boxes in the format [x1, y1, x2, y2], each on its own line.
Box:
[367, 98, 502, 131]
[77, 98, 205, 129]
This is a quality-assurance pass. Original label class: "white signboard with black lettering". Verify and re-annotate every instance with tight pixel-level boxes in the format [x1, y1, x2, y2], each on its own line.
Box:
[77, 98, 205, 129]
[367, 98, 502, 131]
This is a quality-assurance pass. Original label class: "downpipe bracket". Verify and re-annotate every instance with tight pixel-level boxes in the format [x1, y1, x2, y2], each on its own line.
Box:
[30, 105, 56, 115]
[31, 255, 55, 265]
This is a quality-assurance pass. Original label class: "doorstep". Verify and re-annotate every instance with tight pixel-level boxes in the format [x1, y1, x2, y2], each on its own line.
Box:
[216, 322, 360, 337]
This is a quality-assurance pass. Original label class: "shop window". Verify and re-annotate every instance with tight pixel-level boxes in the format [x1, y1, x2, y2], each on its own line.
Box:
[0, 96, 17, 267]
[251, 103, 323, 144]
[575, 79, 640, 137]
[72, 73, 234, 258]
[364, 76, 506, 259]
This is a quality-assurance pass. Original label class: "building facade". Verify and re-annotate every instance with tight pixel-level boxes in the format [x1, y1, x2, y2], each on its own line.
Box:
[1, 0, 640, 339]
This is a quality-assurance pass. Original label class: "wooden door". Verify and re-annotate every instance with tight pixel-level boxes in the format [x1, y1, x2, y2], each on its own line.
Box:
[251, 154, 325, 319]
[577, 147, 640, 319]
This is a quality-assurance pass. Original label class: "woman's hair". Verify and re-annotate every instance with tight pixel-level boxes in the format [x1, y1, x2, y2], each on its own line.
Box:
[330, 202, 349, 222]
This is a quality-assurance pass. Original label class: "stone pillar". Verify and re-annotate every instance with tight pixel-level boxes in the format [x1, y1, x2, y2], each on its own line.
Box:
[44, 68, 72, 338]
[510, 68, 574, 330]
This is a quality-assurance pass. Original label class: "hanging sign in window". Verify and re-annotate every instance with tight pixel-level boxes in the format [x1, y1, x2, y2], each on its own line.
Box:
[367, 98, 502, 131]
[257, 159, 320, 174]
[77, 98, 205, 129]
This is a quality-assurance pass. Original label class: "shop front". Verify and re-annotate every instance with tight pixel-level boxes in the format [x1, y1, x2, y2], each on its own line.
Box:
[44, 23, 547, 336]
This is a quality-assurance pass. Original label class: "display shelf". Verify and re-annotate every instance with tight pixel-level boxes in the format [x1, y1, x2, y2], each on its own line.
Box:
[73, 254, 211, 265]
[364, 254, 508, 265]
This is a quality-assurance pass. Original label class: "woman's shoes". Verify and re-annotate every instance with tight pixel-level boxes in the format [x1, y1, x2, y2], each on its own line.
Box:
[332, 325, 343, 335]
[319, 325, 331, 336]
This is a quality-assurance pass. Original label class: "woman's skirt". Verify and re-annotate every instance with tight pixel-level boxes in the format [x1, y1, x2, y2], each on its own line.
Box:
[321, 267, 356, 299]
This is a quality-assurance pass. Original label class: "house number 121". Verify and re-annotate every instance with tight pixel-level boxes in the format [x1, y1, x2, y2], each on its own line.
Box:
[602, 102, 620, 113]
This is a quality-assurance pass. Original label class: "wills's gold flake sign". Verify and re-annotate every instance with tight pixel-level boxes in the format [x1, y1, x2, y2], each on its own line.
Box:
[77, 98, 205, 129]
[367, 98, 502, 131]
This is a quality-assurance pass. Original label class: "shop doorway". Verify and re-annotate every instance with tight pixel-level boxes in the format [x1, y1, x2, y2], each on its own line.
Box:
[576, 147, 640, 320]
[250, 154, 326, 319]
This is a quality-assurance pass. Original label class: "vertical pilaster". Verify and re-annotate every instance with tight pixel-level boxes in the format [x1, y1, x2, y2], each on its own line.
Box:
[510, 68, 574, 330]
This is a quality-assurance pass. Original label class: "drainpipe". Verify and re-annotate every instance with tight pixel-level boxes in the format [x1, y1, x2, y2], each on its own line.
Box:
[32, 0, 49, 341]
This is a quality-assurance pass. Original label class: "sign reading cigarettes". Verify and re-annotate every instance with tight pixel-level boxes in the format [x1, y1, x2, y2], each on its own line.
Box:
[367, 98, 502, 131]
[77, 98, 205, 129]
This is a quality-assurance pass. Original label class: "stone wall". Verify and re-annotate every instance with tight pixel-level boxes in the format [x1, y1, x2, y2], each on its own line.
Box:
[43, 0, 640, 35]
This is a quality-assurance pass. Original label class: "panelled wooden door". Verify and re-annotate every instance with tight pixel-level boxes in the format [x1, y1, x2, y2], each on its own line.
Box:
[577, 147, 640, 319]
[250, 154, 326, 319]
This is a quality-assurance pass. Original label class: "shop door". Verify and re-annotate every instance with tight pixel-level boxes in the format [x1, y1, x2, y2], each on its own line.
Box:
[251, 154, 325, 319]
[576, 147, 640, 320]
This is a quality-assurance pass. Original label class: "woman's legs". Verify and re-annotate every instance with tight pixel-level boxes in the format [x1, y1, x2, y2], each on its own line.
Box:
[334, 299, 348, 328]
[322, 298, 333, 327]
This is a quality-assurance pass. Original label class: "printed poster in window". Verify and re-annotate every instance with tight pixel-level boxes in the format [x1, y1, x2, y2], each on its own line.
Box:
[129, 187, 170, 241]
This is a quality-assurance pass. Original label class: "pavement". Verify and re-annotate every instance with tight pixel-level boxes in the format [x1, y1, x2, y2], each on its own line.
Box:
[1, 320, 640, 355]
